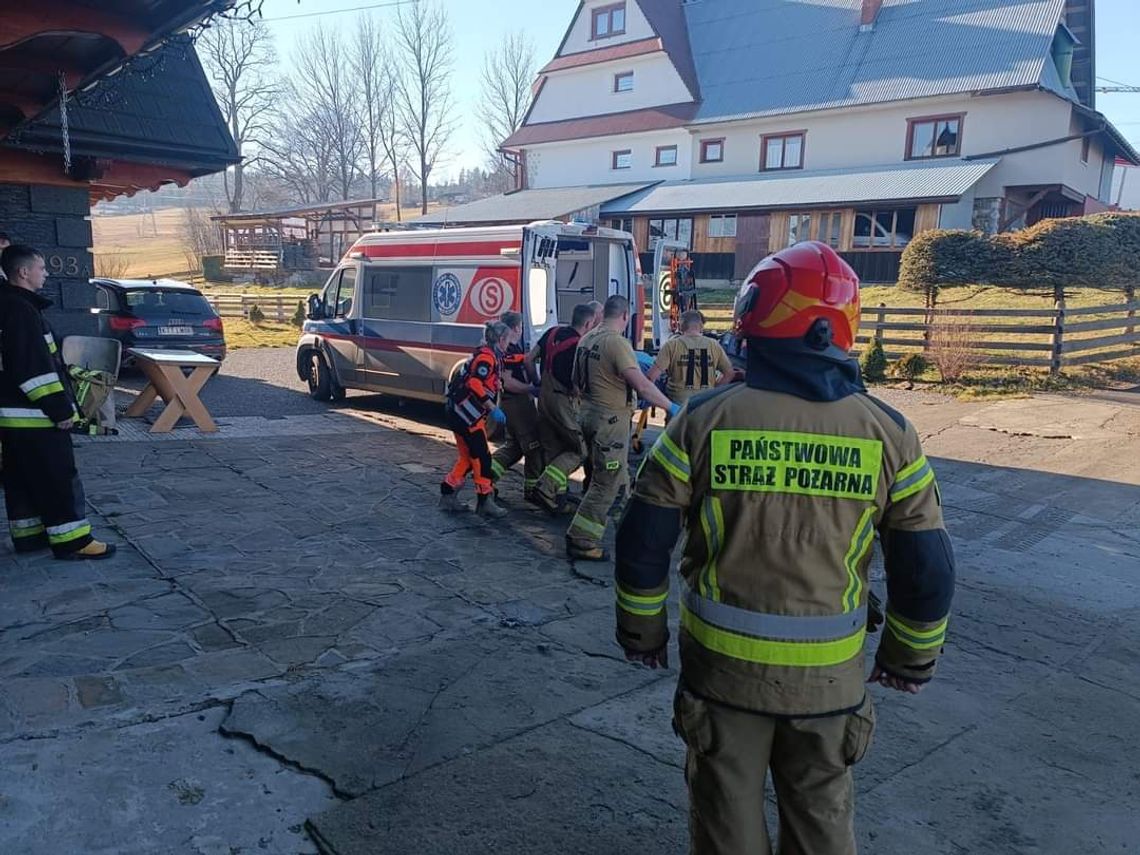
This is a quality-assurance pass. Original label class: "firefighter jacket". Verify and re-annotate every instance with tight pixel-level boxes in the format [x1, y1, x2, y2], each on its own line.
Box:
[573, 325, 637, 415]
[0, 283, 76, 429]
[445, 345, 501, 431]
[501, 342, 529, 401]
[533, 325, 580, 394]
[615, 338, 955, 717]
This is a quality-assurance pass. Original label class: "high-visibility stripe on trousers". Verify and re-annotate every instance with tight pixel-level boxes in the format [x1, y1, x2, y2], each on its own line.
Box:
[1, 426, 92, 556]
[566, 406, 630, 549]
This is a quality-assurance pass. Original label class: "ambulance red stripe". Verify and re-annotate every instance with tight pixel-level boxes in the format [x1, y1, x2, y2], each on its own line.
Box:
[357, 241, 520, 259]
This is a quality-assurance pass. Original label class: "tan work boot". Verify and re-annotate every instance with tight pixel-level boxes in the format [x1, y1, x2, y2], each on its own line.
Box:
[476, 494, 509, 519]
[57, 540, 117, 561]
[566, 537, 610, 562]
[439, 492, 469, 513]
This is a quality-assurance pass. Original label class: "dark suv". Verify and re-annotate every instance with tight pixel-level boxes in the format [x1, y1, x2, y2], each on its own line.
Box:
[91, 278, 227, 365]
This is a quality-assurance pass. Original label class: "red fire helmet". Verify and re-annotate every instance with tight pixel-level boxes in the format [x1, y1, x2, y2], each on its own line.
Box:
[734, 241, 861, 351]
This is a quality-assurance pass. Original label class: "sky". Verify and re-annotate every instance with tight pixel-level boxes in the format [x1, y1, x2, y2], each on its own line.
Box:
[256, 0, 1140, 182]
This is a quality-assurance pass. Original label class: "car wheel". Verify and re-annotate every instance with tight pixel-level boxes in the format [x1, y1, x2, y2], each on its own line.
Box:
[307, 350, 334, 401]
[330, 384, 347, 402]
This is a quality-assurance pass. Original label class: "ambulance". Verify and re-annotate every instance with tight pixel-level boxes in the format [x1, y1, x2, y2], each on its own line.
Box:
[296, 221, 685, 402]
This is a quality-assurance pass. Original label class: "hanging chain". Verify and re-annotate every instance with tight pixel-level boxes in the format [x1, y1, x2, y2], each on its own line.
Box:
[58, 71, 71, 174]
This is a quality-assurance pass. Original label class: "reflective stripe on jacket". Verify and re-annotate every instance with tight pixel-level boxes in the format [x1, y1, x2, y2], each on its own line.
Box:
[446, 345, 501, 430]
[618, 383, 953, 717]
[0, 283, 76, 429]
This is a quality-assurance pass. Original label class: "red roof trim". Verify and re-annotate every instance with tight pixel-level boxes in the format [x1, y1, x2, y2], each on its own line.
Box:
[540, 37, 663, 73]
[503, 103, 698, 148]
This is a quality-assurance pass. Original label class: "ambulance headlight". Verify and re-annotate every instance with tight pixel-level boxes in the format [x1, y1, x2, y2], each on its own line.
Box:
[528, 268, 548, 327]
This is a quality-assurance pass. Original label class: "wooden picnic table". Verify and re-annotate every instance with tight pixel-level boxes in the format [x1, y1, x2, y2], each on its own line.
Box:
[123, 348, 220, 434]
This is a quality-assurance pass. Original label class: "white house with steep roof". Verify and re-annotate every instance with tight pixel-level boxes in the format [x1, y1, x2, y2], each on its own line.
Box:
[419, 0, 1137, 284]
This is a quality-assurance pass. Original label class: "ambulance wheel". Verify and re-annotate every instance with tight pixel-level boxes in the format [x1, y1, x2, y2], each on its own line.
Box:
[331, 384, 347, 402]
[306, 351, 334, 401]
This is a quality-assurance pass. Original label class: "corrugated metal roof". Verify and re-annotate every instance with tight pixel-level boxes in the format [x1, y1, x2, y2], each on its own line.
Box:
[685, 0, 1068, 123]
[601, 159, 999, 214]
[413, 183, 659, 226]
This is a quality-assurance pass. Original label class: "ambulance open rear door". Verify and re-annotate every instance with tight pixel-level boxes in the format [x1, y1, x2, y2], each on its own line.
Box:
[521, 225, 559, 346]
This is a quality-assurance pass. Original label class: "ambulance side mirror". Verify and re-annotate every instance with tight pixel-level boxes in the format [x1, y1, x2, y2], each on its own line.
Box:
[306, 293, 324, 320]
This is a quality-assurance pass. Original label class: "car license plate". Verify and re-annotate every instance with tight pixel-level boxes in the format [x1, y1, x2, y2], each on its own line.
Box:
[158, 326, 193, 336]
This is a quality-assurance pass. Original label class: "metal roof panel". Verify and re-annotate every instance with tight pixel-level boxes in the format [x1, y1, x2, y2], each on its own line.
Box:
[413, 183, 660, 226]
[685, 0, 1068, 123]
[601, 160, 999, 214]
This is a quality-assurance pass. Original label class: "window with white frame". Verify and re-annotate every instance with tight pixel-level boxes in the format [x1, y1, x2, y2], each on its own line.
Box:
[592, 3, 627, 39]
[762, 132, 805, 171]
[708, 214, 737, 238]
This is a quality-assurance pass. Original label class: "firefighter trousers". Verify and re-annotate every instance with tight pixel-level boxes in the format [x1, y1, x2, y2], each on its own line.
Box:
[673, 683, 876, 855]
[535, 389, 584, 504]
[1, 428, 93, 557]
[566, 406, 630, 549]
[442, 417, 494, 497]
[491, 394, 543, 492]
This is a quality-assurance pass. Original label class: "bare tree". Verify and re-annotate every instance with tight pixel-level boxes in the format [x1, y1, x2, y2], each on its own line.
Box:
[181, 208, 224, 276]
[395, 1, 455, 215]
[198, 18, 282, 212]
[293, 24, 364, 201]
[261, 91, 338, 205]
[477, 30, 536, 187]
[352, 15, 397, 221]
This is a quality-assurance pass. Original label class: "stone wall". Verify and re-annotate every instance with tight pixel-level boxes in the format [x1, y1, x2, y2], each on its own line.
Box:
[0, 183, 95, 337]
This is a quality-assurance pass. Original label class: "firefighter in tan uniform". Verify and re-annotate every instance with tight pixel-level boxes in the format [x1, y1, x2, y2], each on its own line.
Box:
[491, 311, 543, 499]
[527, 303, 596, 514]
[566, 295, 679, 561]
[647, 310, 735, 410]
[615, 242, 955, 854]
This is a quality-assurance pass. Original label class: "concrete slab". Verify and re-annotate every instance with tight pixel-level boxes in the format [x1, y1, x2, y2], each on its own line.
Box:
[0, 707, 335, 855]
[221, 627, 661, 797]
[958, 396, 1129, 440]
[307, 720, 688, 855]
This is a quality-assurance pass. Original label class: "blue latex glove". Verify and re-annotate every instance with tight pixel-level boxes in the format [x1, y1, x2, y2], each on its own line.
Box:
[667, 402, 683, 420]
[489, 407, 507, 425]
[635, 351, 655, 372]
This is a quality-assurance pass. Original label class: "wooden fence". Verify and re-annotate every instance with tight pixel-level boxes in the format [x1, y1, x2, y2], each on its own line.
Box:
[205, 294, 302, 323]
[208, 292, 1137, 374]
[670, 299, 1140, 374]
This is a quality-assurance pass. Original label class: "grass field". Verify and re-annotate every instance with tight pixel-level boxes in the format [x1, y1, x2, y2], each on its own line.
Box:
[91, 202, 442, 282]
[91, 208, 193, 279]
[224, 319, 301, 350]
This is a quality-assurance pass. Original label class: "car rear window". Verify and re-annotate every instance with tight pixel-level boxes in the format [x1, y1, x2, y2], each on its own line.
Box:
[123, 289, 212, 316]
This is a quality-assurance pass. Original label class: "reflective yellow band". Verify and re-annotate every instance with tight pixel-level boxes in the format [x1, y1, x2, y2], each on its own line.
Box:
[47, 522, 92, 545]
[650, 432, 690, 484]
[682, 603, 866, 667]
[698, 496, 724, 601]
[886, 613, 948, 651]
[616, 584, 668, 617]
[542, 465, 568, 488]
[891, 467, 936, 503]
[710, 429, 883, 500]
[569, 514, 605, 539]
[842, 506, 876, 613]
[26, 381, 65, 402]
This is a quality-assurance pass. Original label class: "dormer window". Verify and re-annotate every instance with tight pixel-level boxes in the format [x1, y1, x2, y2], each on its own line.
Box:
[614, 71, 634, 93]
[592, 3, 627, 40]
